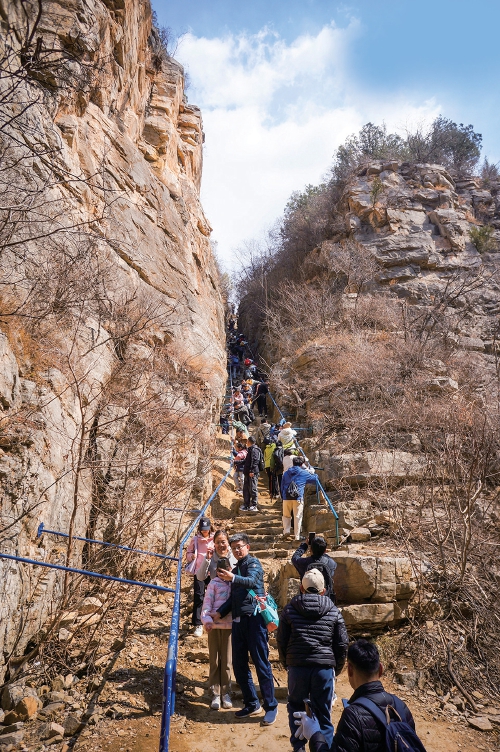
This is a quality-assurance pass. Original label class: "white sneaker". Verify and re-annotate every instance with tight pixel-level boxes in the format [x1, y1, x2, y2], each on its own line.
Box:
[211, 695, 221, 710]
[222, 693, 233, 709]
[193, 625, 203, 637]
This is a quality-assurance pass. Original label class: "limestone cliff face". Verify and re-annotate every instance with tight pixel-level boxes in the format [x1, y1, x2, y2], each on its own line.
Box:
[0, 0, 225, 680]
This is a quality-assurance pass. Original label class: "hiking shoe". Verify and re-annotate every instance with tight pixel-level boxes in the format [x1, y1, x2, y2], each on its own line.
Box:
[193, 625, 203, 637]
[262, 707, 278, 725]
[239, 504, 249, 511]
[211, 695, 221, 710]
[222, 693, 233, 709]
[234, 704, 262, 718]
[249, 506, 258, 512]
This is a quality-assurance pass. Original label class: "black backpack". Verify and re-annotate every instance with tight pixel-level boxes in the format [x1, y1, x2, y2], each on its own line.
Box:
[272, 444, 284, 473]
[286, 480, 300, 499]
[351, 696, 427, 752]
[257, 448, 264, 472]
[306, 558, 336, 603]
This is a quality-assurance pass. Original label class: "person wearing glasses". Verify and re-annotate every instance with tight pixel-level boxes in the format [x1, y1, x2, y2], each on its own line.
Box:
[213, 533, 278, 726]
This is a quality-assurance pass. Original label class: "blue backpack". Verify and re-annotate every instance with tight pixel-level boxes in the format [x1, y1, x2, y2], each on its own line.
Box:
[352, 696, 427, 752]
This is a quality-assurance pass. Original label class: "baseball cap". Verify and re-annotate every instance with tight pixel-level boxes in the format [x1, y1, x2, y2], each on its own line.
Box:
[302, 568, 325, 594]
[199, 517, 211, 531]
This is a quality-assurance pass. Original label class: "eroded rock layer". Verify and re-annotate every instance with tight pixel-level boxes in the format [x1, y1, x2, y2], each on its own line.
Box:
[0, 0, 225, 680]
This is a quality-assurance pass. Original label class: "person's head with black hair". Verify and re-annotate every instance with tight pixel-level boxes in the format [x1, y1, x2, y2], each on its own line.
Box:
[347, 639, 383, 690]
[284, 448, 294, 456]
[292, 456, 303, 466]
[311, 536, 327, 557]
[229, 532, 251, 561]
[247, 436, 255, 445]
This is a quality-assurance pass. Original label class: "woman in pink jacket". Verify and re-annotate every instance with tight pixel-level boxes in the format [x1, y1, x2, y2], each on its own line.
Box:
[186, 517, 214, 636]
[201, 557, 233, 710]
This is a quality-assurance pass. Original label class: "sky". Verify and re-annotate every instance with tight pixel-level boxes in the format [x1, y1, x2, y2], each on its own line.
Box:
[152, 0, 500, 266]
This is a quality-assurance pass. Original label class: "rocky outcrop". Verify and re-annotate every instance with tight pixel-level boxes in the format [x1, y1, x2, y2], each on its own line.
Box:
[0, 0, 225, 681]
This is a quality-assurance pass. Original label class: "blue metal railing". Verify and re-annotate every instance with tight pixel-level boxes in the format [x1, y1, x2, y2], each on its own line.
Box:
[37, 523, 178, 561]
[268, 392, 340, 545]
[159, 370, 234, 752]
[0, 552, 175, 593]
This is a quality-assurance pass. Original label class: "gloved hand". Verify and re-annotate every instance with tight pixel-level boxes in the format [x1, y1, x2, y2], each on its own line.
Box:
[293, 711, 321, 740]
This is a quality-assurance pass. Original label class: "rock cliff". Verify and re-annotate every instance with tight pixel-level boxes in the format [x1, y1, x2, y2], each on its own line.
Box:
[0, 0, 226, 681]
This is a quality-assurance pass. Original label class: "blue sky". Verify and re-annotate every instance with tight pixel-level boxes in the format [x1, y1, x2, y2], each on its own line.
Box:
[153, 0, 500, 264]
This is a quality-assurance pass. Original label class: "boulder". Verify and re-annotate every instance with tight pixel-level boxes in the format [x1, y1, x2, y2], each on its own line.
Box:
[349, 528, 371, 542]
[332, 553, 415, 604]
[341, 603, 395, 628]
[468, 716, 493, 731]
[279, 577, 300, 608]
[41, 722, 65, 740]
[0, 730, 24, 747]
[428, 377, 458, 393]
[63, 714, 82, 736]
[324, 450, 426, 485]
[14, 695, 41, 720]
[151, 604, 169, 616]
[77, 597, 102, 615]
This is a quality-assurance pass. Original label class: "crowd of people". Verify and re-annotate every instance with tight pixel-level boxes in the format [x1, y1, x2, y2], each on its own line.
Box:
[223, 322, 319, 541]
[181, 315, 427, 752]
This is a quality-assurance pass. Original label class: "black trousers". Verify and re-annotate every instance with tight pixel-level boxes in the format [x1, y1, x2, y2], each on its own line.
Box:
[192, 575, 210, 626]
[256, 394, 267, 415]
[243, 473, 258, 508]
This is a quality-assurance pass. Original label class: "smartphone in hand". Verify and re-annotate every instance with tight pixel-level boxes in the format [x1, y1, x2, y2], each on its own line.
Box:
[308, 531, 316, 545]
[303, 698, 313, 718]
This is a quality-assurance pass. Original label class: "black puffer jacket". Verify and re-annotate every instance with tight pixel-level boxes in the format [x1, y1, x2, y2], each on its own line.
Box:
[310, 681, 416, 752]
[276, 593, 348, 671]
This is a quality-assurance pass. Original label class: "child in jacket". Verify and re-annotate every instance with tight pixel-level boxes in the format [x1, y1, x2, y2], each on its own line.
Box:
[186, 518, 215, 634]
[201, 557, 233, 710]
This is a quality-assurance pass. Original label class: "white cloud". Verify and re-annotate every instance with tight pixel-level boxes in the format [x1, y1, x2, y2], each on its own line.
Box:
[176, 24, 441, 266]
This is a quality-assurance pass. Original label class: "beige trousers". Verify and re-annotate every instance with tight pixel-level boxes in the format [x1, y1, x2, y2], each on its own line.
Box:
[282, 498, 304, 539]
[208, 628, 232, 694]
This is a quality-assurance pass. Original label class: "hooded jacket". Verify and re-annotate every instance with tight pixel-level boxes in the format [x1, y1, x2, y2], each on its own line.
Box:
[309, 681, 416, 752]
[278, 427, 297, 447]
[277, 592, 348, 670]
[281, 465, 318, 500]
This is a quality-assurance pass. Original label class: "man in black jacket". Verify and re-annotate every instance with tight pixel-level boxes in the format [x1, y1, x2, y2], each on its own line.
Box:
[292, 536, 337, 601]
[241, 436, 262, 512]
[215, 533, 278, 725]
[277, 569, 348, 752]
[294, 640, 417, 752]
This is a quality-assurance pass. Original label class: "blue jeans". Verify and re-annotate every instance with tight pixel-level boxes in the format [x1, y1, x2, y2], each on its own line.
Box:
[287, 665, 334, 750]
[232, 614, 277, 712]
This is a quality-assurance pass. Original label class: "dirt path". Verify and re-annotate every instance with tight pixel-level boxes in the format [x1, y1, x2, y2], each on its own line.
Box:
[75, 430, 498, 752]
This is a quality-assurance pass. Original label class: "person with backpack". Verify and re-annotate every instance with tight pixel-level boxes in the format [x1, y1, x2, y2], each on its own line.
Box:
[293, 639, 424, 752]
[241, 436, 263, 512]
[272, 440, 284, 496]
[292, 536, 337, 603]
[264, 438, 279, 499]
[277, 568, 348, 752]
[213, 533, 278, 725]
[252, 379, 269, 417]
[232, 442, 247, 495]
[281, 456, 319, 540]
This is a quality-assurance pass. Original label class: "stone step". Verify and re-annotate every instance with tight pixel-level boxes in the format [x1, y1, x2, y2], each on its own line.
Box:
[241, 526, 282, 536]
[252, 548, 289, 559]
